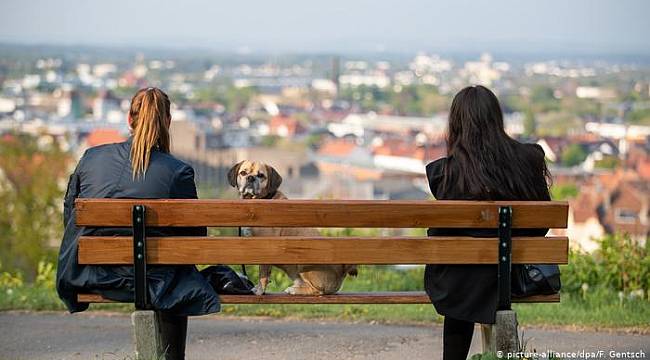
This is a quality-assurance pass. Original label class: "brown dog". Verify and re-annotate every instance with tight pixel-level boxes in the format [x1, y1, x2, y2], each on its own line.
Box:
[228, 160, 357, 295]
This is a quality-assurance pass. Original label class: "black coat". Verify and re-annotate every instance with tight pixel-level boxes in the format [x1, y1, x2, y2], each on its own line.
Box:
[423, 147, 550, 324]
[56, 138, 221, 316]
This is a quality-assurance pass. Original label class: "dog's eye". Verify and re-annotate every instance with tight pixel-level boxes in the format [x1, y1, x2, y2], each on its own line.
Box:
[257, 173, 266, 179]
[239, 171, 247, 176]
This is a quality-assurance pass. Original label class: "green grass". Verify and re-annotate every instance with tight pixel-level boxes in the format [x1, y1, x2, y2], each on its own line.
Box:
[0, 286, 133, 312]
[214, 291, 650, 328]
[514, 291, 650, 328]
[2, 266, 649, 329]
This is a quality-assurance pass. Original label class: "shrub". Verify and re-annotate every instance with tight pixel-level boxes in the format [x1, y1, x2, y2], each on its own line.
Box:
[562, 234, 649, 297]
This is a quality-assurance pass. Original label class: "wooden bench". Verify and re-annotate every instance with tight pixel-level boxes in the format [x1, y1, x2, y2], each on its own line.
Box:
[75, 199, 568, 358]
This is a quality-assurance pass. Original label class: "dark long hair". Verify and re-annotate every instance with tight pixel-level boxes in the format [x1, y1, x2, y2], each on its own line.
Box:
[441, 85, 551, 200]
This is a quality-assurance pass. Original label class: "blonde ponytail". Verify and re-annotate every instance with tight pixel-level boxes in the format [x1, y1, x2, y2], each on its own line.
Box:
[128, 87, 171, 179]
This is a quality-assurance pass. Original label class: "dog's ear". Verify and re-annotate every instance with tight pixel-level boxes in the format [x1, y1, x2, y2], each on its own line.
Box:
[266, 164, 283, 193]
[227, 161, 245, 188]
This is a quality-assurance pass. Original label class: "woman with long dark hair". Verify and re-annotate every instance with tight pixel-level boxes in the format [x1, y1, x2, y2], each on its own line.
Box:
[424, 85, 551, 359]
[56, 88, 220, 360]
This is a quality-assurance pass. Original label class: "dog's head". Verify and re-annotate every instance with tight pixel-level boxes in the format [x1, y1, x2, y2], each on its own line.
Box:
[228, 160, 282, 199]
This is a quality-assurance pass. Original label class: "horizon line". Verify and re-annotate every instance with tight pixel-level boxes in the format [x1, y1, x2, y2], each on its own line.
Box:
[1, 40, 650, 60]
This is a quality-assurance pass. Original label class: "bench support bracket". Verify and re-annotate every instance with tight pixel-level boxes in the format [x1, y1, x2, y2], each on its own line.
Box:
[497, 206, 512, 311]
[485, 206, 520, 354]
[133, 205, 148, 310]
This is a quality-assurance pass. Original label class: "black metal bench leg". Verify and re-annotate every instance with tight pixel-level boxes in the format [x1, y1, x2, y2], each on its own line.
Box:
[131, 205, 168, 359]
[497, 206, 512, 311]
[133, 204, 148, 310]
[482, 206, 519, 353]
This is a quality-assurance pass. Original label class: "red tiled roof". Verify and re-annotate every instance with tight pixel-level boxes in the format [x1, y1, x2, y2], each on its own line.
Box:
[318, 139, 357, 157]
[602, 182, 649, 236]
[570, 187, 602, 223]
[269, 115, 305, 136]
[86, 129, 126, 147]
[372, 139, 446, 161]
[373, 139, 417, 157]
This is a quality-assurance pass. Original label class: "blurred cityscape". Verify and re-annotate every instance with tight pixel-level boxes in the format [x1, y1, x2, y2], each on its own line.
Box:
[1, 44, 649, 253]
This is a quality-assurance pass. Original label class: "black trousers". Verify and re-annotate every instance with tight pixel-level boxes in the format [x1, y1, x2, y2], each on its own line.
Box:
[156, 312, 188, 360]
[443, 316, 474, 360]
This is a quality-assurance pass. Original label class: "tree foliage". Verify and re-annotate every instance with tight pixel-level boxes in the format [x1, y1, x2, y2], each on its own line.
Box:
[192, 84, 258, 113]
[550, 184, 578, 200]
[339, 85, 449, 116]
[523, 108, 536, 137]
[563, 234, 649, 294]
[0, 134, 70, 279]
[561, 144, 588, 166]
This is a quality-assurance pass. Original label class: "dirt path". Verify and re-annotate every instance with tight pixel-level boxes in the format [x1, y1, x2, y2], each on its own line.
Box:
[1, 312, 648, 360]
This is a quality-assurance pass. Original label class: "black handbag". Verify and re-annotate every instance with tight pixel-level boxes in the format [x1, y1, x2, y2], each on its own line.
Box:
[200, 265, 255, 295]
[511, 264, 561, 297]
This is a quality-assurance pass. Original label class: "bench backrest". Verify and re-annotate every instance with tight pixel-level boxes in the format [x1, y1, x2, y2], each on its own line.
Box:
[75, 199, 569, 266]
[75, 198, 568, 310]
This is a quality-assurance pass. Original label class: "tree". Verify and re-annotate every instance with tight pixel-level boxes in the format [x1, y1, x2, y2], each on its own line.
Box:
[192, 84, 258, 113]
[523, 108, 536, 137]
[0, 134, 70, 278]
[561, 144, 588, 167]
[550, 184, 578, 200]
[530, 85, 560, 113]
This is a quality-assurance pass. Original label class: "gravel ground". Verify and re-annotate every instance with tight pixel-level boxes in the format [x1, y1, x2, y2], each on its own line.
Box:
[0, 312, 648, 360]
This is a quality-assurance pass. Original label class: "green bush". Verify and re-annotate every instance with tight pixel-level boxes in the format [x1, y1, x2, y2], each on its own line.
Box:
[594, 156, 619, 169]
[0, 260, 24, 288]
[562, 234, 649, 297]
[550, 184, 578, 200]
[0, 133, 68, 279]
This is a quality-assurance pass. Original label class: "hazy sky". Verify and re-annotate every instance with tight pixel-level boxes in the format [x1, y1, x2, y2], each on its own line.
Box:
[1, 0, 648, 54]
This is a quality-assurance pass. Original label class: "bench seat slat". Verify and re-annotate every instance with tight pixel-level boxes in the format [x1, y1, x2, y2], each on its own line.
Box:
[78, 236, 568, 265]
[75, 199, 569, 229]
[77, 292, 560, 304]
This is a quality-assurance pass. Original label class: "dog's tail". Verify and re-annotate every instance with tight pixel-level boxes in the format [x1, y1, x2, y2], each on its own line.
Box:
[344, 265, 358, 277]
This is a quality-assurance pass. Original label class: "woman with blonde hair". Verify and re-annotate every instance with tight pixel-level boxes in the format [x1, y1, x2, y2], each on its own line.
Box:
[56, 87, 220, 359]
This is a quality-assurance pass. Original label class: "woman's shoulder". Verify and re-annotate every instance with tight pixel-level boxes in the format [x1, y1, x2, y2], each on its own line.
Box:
[519, 142, 546, 157]
[149, 151, 195, 175]
[425, 157, 447, 178]
[425, 157, 447, 196]
[78, 141, 128, 168]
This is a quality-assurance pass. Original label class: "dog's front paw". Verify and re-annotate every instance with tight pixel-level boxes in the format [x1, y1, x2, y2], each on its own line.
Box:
[252, 285, 266, 295]
[284, 286, 297, 295]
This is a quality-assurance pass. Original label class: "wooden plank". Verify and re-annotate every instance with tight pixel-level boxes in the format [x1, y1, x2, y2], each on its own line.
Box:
[75, 199, 568, 228]
[78, 236, 568, 265]
[77, 292, 560, 304]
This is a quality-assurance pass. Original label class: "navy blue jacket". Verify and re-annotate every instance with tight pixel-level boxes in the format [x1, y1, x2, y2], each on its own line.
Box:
[56, 138, 220, 316]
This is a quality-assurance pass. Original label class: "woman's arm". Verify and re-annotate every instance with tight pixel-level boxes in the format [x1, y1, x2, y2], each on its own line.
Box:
[63, 158, 84, 227]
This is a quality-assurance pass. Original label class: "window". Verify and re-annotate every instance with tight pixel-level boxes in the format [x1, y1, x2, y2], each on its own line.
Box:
[615, 209, 637, 224]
